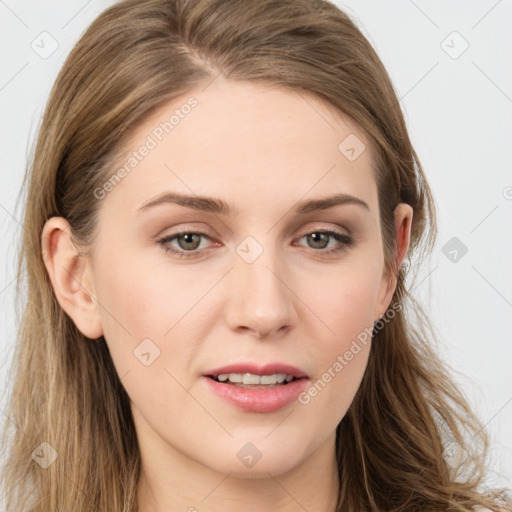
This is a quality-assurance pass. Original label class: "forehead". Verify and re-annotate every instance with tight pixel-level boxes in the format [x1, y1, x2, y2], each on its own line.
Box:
[101, 76, 378, 216]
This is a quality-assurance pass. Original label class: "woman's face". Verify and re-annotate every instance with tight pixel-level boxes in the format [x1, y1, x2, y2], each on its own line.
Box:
[50, 77, 411, 478]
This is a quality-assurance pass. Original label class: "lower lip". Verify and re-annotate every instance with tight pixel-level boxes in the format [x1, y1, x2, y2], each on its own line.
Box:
[202, 376, 309, 413]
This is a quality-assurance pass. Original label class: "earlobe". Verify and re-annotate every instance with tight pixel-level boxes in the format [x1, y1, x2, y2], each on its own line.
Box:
[41, 217, 103, 339]
[375, 203, 413, 321]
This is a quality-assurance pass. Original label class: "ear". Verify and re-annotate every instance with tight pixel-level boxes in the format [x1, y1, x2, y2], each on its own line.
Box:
[41, 217, 103, 339]
[375, 203, 413, 321]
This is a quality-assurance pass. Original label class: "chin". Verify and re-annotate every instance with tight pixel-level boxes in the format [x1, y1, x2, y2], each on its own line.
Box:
[216, 458, 300, 479]
[198, 437, 308, 478]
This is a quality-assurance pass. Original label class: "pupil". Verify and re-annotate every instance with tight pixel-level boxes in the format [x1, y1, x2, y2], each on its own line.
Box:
[308, 232, 328, 249]
[179, 233, 200, 250]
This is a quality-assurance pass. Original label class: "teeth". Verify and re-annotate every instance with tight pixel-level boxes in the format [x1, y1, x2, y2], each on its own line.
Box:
[215, 372, 296, 385]
[260, 374, 277, 385]
[243, 373, 261, 385]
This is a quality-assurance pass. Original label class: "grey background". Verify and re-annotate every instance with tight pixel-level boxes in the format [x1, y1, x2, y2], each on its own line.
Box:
[1, 0, 511, 494]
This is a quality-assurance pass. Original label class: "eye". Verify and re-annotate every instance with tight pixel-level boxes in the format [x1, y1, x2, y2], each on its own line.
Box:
[157, 231, 214, 258]
[296, 230, 354, 255]
[157, 229, 354, 260]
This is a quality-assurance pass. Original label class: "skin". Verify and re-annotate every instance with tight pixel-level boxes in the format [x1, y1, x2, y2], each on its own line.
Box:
[42, 76, 412, 512]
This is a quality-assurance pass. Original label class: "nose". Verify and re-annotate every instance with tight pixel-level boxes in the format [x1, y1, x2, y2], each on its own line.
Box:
[224, 248, 297, 339]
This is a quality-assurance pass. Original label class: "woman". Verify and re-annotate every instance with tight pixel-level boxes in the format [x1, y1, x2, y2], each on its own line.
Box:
[1, 0, 510, 510]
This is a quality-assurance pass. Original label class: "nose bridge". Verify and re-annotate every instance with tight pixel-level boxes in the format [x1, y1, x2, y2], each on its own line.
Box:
[226, 235, 296, 336]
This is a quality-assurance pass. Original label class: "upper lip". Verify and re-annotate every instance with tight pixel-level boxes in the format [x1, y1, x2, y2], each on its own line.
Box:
[204, 363, 308, 379]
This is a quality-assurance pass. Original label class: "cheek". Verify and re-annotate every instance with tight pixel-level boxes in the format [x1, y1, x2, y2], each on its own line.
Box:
[294, 257, 380, 420]
[300, 254, 383, 348]
[92, 249, 221, 375]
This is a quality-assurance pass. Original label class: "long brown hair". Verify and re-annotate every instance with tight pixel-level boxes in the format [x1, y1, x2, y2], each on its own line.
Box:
[1, 0, 510, 510]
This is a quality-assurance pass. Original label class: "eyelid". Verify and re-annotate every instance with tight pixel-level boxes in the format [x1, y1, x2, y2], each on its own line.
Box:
[295, 222, 351, 239]
[155, 223, 218, 245]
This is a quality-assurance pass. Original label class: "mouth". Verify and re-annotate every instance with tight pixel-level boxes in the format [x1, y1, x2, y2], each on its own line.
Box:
[206, 372, 300, 389]
[202, 366, 309, 413]
[202, 363, 309, 412]
[203, 362, 308, 388]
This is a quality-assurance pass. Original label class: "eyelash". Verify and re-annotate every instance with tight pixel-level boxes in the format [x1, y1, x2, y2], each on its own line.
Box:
[156, 229, 354, 259]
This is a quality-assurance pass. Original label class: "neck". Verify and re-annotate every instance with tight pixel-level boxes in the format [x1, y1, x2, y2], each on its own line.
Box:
[136, 430, 339, 512]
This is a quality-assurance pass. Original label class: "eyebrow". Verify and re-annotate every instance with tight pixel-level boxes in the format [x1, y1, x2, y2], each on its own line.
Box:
[138, 191, 370, 216]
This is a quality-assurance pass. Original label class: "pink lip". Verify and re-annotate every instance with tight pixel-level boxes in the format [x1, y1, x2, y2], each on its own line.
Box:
[204, 362, 308, 379]
[202, 362, 309, 413]
[202, 376, 308, 413]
